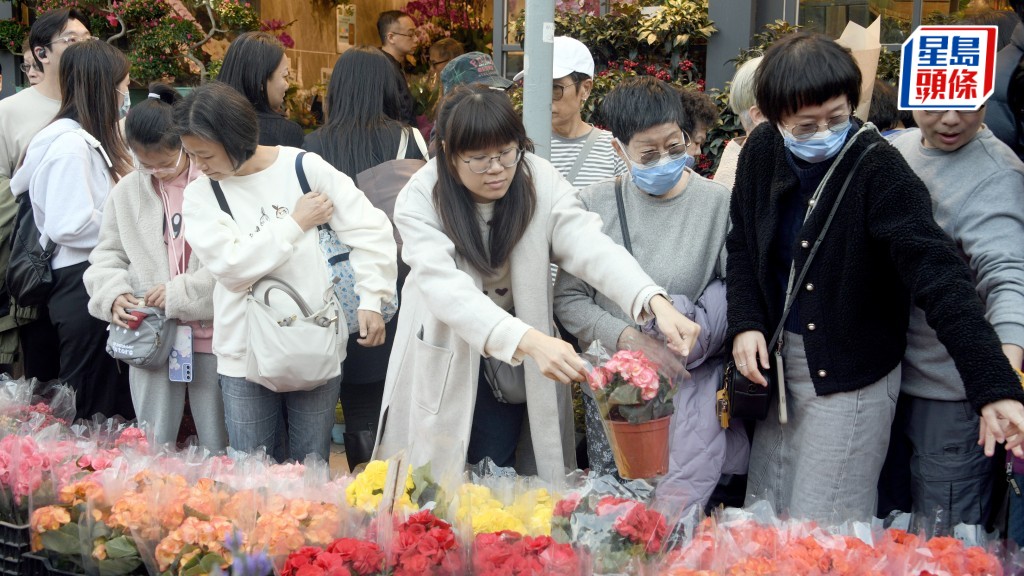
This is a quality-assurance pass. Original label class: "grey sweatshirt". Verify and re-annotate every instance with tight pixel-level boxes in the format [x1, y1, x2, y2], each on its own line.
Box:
[891, 127, 1024, 400]
[553, 171, 730, 349]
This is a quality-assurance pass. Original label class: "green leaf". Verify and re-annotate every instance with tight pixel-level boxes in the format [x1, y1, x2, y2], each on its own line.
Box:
[98, 557, 143, 576]
[608, 384, 641, 406]
[104, 535, 138, 559]
[182, 505, 210, 522]
[619, 403, 655, 424]
[40, 523, 82, 556]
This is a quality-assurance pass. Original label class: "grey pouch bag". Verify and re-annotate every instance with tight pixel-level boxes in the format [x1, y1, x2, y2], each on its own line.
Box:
[106, 306, 178, 369]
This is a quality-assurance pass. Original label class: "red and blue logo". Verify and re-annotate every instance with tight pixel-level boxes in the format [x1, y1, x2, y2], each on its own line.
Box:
[899, 26, 997, 111]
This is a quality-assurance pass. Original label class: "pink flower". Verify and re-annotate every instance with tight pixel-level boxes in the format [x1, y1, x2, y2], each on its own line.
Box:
[588, 367, 610, 391]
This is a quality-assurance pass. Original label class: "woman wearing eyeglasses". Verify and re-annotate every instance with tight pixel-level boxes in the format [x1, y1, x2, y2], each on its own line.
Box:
[83, 83, 227, 451]
[727, 33, 1024, 524]
[374, 85, 701, 481]
[554, 76, 748, 509]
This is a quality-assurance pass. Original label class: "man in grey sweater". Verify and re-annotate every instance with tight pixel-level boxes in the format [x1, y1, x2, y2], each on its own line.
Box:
[883, 105, 1024, 529]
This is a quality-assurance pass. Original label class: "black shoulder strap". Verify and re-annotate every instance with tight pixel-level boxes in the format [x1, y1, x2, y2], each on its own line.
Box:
[294, 151, 332, 233]
[295, 151, 311, 194]
[767, 140, 882, 350]
[211, 180, 233, 220]
[614, 176, 632, 255]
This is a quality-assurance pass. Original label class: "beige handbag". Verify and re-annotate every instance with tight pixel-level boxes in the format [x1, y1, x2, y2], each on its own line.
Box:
[245, 276, 342, 392]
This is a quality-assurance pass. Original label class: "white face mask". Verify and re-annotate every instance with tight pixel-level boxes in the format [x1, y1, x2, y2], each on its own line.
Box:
[117, 88, 130, 120]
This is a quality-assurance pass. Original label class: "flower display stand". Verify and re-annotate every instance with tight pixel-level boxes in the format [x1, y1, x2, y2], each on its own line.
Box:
[0, 521, 31, 576]
[606, 416, 671, 479]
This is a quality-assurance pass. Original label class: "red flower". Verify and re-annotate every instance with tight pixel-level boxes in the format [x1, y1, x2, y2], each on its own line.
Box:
[612, 503, 668, 555]
[553, 493, 581, 518]
[595, 496, 634, 516]
[325, 538, 385, 576]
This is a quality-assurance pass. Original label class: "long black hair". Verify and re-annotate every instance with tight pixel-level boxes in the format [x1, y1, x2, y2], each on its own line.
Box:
[317, 46, 410, 177]
[218, 31, 284, 114]
[433, 85, 535, 276]
[125, 82, 181, 151]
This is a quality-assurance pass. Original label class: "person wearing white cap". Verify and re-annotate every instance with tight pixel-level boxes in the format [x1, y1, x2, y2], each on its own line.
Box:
[515, 36, 625, 188]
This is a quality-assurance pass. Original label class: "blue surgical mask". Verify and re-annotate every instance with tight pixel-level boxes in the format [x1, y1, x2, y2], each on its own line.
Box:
[780, 122, 851, 163]
[629, 154, 690, 196]
[684, 154, 695, 169]
[117, 88, 130, 120]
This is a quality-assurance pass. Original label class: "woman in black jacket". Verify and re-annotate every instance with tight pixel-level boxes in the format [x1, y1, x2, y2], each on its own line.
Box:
[727, 32, 1024, 524]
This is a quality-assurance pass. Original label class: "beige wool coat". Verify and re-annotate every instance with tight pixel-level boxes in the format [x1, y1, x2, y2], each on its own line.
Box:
[374, 154, 663, 482]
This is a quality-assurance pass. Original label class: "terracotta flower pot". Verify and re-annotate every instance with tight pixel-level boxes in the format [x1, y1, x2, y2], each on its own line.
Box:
[605, 416, 671, 479]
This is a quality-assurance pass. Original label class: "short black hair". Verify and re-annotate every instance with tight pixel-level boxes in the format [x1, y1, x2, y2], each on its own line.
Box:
[126, 82, 182, 151]
[754, 32, 861, 126]
[678, 86, 719, 137]
[173, 81, 259, 171]
[377, 11, 410, 44]
[868, 80, 899, 132]
[600, 76, 683, 145]
[29, 8, 89, 72]
[217, 31, 285, 114]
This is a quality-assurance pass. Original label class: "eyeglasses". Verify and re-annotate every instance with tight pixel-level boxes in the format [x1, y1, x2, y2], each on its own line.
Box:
[19, 63, 34, 74]
[390, 31, 416, 39]
[552, 80, 581, 102]
[459, 146, 523, 174]
[47, 34, 93, 47]
[921, 106, 985, 116]
[430, 57, 451, 69]
[619, 134, 691, 167]
[781, 111, 852, 140]
[136, 148, 184, 176]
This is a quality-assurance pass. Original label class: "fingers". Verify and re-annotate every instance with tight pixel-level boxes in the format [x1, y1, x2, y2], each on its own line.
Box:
[981, 410, 1003, 457]
[757, 337, 770, 370]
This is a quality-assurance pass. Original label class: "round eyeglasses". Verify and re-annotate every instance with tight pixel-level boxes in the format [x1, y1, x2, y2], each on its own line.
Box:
[781, 112, 852, 140]
[459, 147, 523, 174]
[136, 148, 184, 176]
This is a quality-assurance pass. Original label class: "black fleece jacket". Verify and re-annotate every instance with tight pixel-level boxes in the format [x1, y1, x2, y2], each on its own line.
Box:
[725, 120, 1024, 412]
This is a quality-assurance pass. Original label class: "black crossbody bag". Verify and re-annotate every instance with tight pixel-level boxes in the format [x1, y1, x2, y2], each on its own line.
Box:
[721, 140, 881, 422]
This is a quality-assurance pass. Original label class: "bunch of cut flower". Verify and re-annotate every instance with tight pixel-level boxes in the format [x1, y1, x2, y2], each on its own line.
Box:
[0, 376, 75, 436]
[345, 459, 443, 515]
[472, 530, 580, 576]
[661, 503, 1005, 576]
[30, 473, 144, 576]
[452, 469, 558, 536]
[549, 480, 671, 575]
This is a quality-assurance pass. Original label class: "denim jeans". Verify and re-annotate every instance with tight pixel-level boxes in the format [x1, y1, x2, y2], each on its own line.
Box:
[467, 362, 525, 468]
[219, 374, 341, 463]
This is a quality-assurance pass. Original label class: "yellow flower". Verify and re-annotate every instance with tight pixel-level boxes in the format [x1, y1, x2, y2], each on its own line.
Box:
[345, 460, 416, 513]
[471, 508, 526, 534]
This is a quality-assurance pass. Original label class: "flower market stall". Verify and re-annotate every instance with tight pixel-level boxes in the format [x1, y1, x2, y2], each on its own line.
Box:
[1, 372, 1015, 576]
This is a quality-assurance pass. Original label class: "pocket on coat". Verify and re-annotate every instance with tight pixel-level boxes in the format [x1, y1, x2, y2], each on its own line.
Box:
[406, 326, 454, 415]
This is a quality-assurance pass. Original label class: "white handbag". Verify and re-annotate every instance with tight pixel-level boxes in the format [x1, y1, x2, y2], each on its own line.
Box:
[245, 276, 342, 392]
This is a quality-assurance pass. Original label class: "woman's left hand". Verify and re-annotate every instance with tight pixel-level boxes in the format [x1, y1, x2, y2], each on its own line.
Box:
[145, 284, 167, 309]
[356, 310, 386, 347]
[649, 295, 700, 358]
[979, 399, 1024, 457]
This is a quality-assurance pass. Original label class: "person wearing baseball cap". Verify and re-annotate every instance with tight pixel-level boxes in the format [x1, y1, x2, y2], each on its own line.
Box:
[514, 36, 625, 188]
[440, 52, 513, 95]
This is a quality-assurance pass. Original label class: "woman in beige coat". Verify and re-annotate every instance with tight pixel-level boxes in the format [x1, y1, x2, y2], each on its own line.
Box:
[84, 84, 227, 451]
[375, 86, 700, 482]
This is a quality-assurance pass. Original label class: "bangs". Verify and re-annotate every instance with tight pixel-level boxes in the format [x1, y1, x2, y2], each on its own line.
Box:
[755, 33, 861, 124]
[441, 91, 526, 154]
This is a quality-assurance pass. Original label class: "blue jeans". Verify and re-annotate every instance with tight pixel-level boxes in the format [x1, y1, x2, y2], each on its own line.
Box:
[219, 374, 341, 463]
[467, 362, 525, 468]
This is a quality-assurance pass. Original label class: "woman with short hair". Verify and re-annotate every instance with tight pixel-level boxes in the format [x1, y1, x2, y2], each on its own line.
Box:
[175, 81, 397, 462]
[727, 32, 1024, 523]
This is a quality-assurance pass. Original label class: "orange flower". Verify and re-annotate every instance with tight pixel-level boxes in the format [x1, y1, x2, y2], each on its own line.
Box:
[30, 505, 70, 534]
[58, 478, 104, 507]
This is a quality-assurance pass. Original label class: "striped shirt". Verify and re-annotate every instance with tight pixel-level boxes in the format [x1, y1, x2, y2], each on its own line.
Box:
[549, 127, 627, 188]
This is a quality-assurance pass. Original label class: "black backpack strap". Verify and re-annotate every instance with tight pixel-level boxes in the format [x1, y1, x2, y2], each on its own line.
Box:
[211, 180, 234, 220]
